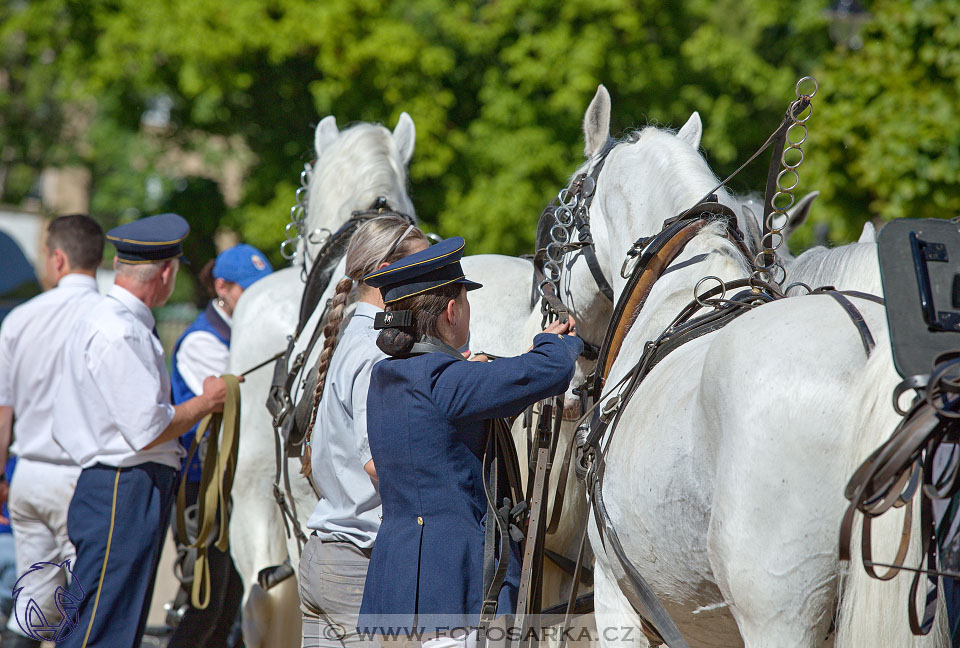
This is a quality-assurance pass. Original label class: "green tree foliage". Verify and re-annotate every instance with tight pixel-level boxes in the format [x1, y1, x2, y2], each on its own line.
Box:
[1, 0, 956, 272]
[801, 0, 960, 246]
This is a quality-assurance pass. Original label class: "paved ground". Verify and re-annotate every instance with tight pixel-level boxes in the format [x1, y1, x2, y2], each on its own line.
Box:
[149, 531, 180, 629]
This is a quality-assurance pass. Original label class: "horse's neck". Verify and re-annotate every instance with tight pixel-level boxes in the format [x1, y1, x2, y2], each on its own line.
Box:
[601, 164, 739, 297]
[786, 241, 882, 295]
[616, 230, 750, 369]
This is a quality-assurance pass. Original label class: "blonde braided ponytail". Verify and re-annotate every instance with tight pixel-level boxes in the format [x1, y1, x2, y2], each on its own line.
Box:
[300, 215, 427, 477]
[301, 276, 353, 476]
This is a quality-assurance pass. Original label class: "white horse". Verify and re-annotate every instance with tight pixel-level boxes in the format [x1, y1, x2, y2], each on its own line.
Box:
[228, 114, 540, 647]
[562, 85, 946, 647]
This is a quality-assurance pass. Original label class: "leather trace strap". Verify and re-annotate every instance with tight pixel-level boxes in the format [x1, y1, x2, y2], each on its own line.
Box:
[477, 417, 525, 648]
[516, 397, 562, 628]
[175, 374, 241, 610]
[810, 288, 884, 357]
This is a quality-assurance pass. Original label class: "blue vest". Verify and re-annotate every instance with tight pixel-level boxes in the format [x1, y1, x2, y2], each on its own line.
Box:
[170, 302, 230, 483]
[359, 332, 583, 632]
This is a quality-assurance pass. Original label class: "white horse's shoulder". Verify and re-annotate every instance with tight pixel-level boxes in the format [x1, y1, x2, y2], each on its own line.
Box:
[229, 267, 301, 370]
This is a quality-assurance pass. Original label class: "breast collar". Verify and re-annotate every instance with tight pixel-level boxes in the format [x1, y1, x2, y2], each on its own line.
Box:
[404, 335, 465, 361]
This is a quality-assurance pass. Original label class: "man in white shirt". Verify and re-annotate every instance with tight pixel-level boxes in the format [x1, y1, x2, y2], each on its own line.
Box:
[0, 214, 104, 648]
[51, 213, 229, 648]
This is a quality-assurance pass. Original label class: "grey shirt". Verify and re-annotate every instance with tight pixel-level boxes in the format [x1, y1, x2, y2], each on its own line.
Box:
[306, 301, 384, 547]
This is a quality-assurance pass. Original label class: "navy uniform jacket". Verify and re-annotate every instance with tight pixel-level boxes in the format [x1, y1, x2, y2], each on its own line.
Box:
[360, 332, 583, 631]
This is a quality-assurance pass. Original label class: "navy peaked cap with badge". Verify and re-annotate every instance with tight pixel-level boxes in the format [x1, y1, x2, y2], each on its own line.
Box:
[107, 212, 190, 264]
[362, 236, 482, 304]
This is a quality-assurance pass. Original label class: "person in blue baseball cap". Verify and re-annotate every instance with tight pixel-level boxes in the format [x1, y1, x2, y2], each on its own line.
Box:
[52, 212, 230, 648]
[166, 242, 272, 647]
[357, 236, 583, 647]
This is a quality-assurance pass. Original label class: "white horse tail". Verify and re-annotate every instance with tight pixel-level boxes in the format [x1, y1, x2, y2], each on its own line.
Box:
[836, 336, 949, 647]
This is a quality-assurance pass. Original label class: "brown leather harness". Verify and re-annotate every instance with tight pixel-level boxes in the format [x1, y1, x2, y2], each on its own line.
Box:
[840, 353, 960, 635]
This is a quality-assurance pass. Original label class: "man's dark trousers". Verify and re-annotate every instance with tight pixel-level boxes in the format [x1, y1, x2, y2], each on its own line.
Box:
[60, 462, 176, 648]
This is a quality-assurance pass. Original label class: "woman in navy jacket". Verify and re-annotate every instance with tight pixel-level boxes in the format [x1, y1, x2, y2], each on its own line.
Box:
[359, 237, 582, 642]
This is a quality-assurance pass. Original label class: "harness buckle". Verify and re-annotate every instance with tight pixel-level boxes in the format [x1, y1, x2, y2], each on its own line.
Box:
[479, 600, 499, 618]
[600, 395, 621, 424]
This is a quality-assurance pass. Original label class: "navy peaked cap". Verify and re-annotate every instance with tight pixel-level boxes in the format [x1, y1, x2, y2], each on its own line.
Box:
[107, 213, 190, 264]
[363, 236, 482, 304]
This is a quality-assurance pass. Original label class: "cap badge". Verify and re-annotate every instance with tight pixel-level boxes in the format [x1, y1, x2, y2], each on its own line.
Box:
[251, 254, 266, 270]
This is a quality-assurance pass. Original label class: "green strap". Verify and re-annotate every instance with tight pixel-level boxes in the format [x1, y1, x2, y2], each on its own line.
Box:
[174, 374, 242, 610]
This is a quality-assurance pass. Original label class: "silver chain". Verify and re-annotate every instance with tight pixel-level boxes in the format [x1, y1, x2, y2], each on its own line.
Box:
[752, 76, 818, 285]
[280, 162, 313, 264]
[539, 175, 596, 299]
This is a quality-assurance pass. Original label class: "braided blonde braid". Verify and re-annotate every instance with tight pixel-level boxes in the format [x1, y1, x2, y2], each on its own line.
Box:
[301, 277, 353, 476]
[300, 215, 427, 477]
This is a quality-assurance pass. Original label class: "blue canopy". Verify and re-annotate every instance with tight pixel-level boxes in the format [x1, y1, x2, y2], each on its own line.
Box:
[0, 230, 40, 321]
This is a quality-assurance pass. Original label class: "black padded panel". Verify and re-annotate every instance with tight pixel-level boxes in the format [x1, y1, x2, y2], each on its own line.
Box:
[878, 218, 960, 378]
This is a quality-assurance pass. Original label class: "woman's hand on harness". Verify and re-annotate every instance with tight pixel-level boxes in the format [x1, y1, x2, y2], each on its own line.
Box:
[543, 316, 577, 337]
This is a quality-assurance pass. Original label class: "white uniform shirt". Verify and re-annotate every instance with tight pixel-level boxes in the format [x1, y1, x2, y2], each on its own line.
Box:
[175, 302, 231, 395]
[0, 274, 102, 465]
[52, 285, 181, 469]
[306, 301, 384, 547]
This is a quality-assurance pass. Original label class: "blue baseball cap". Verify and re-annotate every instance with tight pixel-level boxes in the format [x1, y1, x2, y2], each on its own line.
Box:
[107, 213, 189, 264]
[362, 236, 482, 304]
[213, 244, 273, 289]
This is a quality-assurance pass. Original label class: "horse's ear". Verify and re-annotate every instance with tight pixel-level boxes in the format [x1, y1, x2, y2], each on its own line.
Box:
[784, 191, 819, 240]
[858, 221, 876, 243]
[583, 84, 611, 158]
[393, 112, 416, 165]
[739, 202, 763, 253]
[315, 116, 339, 157]
[677, 112, 702, 149]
